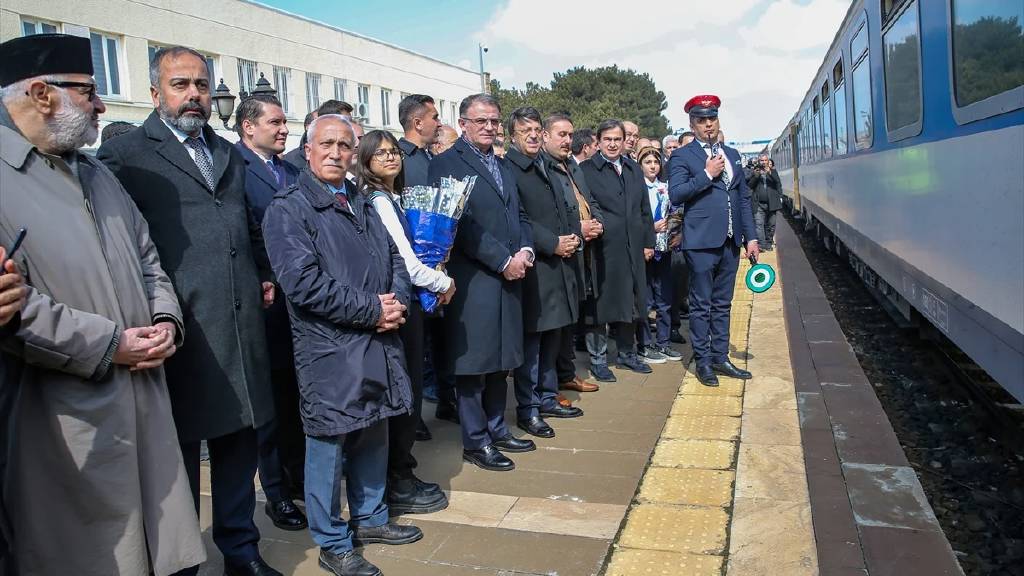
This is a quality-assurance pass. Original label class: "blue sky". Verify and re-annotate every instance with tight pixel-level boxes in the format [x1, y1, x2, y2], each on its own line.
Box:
[257, 0, 851, 141]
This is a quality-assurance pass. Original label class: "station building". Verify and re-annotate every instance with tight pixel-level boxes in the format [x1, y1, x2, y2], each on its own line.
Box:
[0, 0, 483, 147]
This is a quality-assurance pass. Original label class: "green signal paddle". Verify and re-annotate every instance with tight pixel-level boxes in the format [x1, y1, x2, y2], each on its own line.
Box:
[745, 262, 776, 293]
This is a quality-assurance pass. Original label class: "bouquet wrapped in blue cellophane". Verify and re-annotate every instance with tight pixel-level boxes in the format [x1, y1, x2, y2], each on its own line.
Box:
[401, 175, 477, 313]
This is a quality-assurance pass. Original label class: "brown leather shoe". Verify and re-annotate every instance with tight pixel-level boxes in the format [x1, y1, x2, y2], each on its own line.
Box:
[559, 376, 600, 393]
[557, 393, 572, 407]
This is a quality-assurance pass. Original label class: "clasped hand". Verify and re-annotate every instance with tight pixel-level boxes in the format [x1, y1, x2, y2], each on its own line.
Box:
[114, 321, 177, 371]
[555, 234, 580, 258]
[580, 219, 603, 241]
[376, 293, 407, 332]
[502, 250, 533, 281]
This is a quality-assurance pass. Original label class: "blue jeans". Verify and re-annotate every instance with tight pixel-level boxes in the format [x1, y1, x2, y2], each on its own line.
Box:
[305, 421, 390, 554]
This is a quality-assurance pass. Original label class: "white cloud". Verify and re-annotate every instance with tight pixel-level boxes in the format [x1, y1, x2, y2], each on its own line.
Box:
[481, 0, 850, 141]
[481, 0, 762, 57]
[739, 0, 851, 52]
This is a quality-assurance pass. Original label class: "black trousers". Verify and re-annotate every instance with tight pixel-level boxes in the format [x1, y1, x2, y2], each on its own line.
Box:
[177, 427, 260, 574]
[256, 365, 305, 502]
[555, 321, 579, 384]
[389, 302, 423, 479]
[670, 250, 690, 332]
[427, 316, 457, 406]
[456, 371, 510, 450]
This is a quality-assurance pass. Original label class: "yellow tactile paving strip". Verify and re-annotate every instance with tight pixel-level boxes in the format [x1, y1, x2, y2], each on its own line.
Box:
[605, 251, 818, 576]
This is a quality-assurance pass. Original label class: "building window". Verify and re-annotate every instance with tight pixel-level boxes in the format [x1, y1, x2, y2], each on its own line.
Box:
[149, 44, 216, 86]
[357, 84, 370, 120]
[89, 32, 122, 98]
[450, 102, 457, 126]
[273, 66, 291, 114]
[882, 0, 922, 136]
[833, 60, 849, 156]
[21, 18, 58, 36]
[237, 58, 258, 96]
[380, 89, 392, 126]
[305, 73, 321, 113]
[333, 78, 346, 102]
[951, 0, 1024, 108]
[850, 23, 873, 150]
[438, 99, 447, 122]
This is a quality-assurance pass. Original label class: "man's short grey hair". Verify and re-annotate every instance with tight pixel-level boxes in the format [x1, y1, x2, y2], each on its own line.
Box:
[150, 46, 208, 88]
[307, 113, 356, 146]
[458, 93, 500, 118]
[662, 135, 679, 147]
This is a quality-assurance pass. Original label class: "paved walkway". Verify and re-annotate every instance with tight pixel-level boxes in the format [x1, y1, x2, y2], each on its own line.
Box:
[195, 248, 818, 575]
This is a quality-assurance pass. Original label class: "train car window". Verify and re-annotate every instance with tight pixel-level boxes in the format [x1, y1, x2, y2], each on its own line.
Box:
[834, 60, 849, 155]
[851, 22, 873, 150]
[950, 0, 1024, 121]
[883, 0, 923, 139]
[812, 98, 820, 163]
[821, 81, 834, 158]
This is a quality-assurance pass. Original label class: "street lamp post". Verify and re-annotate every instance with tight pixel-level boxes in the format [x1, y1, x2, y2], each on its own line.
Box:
[211, 72, 278, 130]
[478, 43, 489, 93]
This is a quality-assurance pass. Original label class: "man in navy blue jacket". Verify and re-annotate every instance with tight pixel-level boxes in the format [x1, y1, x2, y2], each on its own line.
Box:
[427, 94, 537, 472]
[668, 95, 759, 387]
[234, 94, 308, 532]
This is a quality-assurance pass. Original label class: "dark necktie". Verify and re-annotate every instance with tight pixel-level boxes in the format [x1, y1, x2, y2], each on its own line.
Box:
[266, 159, 283, 187]
[184, 136, 215, 190]
[335, 192, 349, 211]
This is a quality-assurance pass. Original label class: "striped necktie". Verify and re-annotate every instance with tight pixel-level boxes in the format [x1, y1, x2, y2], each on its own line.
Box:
[184, 136, 215, 190]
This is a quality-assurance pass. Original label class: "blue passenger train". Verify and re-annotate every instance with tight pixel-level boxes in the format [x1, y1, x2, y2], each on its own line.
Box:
[770, 0, 1024, 400]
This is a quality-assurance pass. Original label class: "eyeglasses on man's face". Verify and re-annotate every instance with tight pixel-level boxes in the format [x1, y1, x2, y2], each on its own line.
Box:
[461, 116, 502, 128]
[372, 148, 403, 160]
[47, 81, 99, 102]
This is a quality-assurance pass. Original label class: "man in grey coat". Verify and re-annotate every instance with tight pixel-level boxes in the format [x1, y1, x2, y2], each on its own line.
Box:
[98, 46, 279, 576]
[0, 34, 204, 575]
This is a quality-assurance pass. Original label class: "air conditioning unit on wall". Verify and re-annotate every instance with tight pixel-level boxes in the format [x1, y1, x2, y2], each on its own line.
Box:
[355, 102, 369, 121]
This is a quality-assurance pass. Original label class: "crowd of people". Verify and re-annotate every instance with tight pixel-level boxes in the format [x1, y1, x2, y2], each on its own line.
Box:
[0, 34, 782, 576]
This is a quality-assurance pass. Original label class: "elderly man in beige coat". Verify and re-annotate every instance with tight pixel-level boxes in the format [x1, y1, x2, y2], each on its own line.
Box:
[0, 34, 204, 575]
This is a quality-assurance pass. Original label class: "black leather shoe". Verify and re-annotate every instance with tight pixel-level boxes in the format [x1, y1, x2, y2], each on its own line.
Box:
[352, 522, 423, 546]
[670, 330, 687, 344]
[387, 476, 448, 515]
[318, 549, 381, 576]
[264, 499, 307, 531]
[224, 557, 283, 576]
[415, 419, 432, 441]
[463, 445, 515, 471]
[517, 416, 555, 438]
[539, 404, 584, 419]
[492, 434, 536, 453]
[696, 365, 720, 387]
[435, 401, 460, 424]
[616, 353, 653, 374]
[589, 363, 617, 382]
[712, 360, 752, 380]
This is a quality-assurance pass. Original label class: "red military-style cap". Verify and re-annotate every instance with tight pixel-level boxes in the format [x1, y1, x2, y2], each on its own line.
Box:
[684, 94, 721, 118]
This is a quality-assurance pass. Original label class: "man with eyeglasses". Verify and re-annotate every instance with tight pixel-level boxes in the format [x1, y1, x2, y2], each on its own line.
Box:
[623, 121, 641, 159]
[0, 33, 204, 575]
[427, 93, 536, 472]
[98, 45, 281, 576]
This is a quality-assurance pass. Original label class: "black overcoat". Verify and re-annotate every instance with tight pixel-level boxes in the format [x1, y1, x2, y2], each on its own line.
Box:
[505, 148, 580, 334]
[427, 138, 533, 375]
[745, 168, 783, 212]
[262, 172, 413, 436]
[579, 154, 655, 325]
[551, 155, 604, 304]
[97, 111, 274, 443]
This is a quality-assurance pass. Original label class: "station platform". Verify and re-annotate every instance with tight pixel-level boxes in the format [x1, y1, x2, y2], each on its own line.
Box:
[196, 219, 963, 576]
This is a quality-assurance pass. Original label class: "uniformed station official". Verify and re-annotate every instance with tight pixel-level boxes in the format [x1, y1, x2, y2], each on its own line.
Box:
[668, 95, 759, 387]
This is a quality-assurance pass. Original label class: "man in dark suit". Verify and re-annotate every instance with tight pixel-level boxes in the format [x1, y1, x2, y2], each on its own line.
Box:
[505, 108, 584, 440]
[98, 46, 281, 576]
[668, 95, 759, 387]
[427, 94, 536, 472]
[579, 120, 656, 382]
[234, 94, 308, 532]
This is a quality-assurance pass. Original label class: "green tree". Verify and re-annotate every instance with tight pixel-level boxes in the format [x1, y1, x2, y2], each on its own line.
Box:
[490, 65, 670, 138]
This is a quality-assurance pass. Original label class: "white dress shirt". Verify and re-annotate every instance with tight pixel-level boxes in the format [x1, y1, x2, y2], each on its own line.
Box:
[160, 118, 212, 165]
[370, 191, 452, 294]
